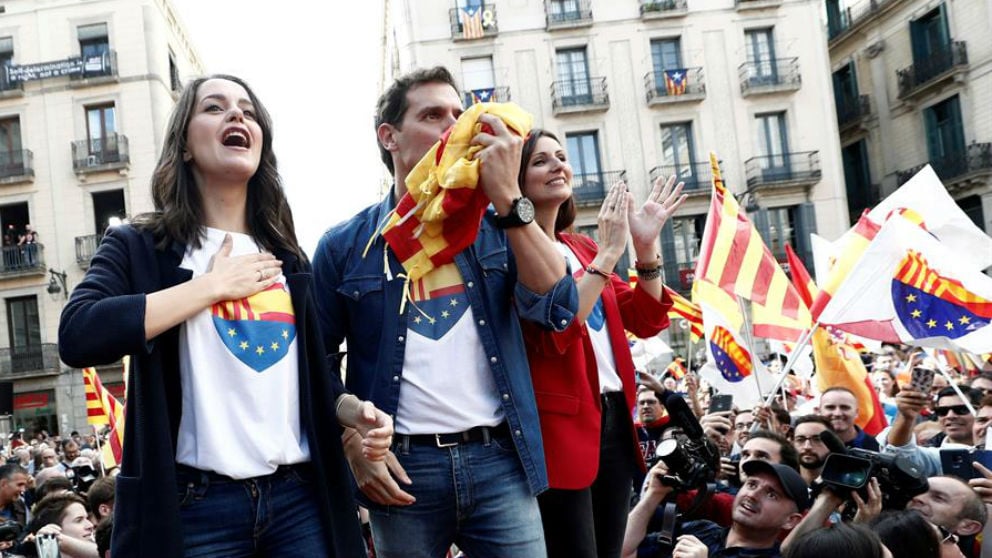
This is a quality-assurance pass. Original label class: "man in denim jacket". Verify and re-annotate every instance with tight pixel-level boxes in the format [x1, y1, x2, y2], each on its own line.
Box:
[312, 66, 577, 558]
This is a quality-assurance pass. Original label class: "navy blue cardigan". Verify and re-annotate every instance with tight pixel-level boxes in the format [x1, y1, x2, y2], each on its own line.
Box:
[59, 225, 364, 557]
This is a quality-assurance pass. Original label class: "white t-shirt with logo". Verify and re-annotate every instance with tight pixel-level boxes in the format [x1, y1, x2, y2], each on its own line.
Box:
[396, 262, 503, 434]
[556, 242, 622, 393]
[175, 227, 309, 479]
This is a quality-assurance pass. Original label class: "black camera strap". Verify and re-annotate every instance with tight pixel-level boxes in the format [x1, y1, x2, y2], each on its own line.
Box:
[658, 502, 679, 547]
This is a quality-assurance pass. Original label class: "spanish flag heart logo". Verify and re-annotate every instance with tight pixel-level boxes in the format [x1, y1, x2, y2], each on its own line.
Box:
[709, 325, 753, 383]
[893, 250, 992, 340]
[211, 282, 296, 372]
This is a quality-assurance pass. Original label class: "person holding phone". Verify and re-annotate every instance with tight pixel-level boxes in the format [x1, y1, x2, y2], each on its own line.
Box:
[516, 129, 685, 558]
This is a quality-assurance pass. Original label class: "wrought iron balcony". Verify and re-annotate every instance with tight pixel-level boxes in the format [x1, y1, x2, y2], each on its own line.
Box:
[644, 68, 706, 105]
[0, 69, 23, 95]
[0, 243, 45, 277]
[71, 134, 129, 173]
[75, 233, 102, 267]
[0, 344, 60, 377]
[448, 4, 498, 40]
[836, 94, 871, 130]
[897, 41, 968, 100]
[551, 77, 609, 115]
[649, 162, 712, 195]
[744, 151, 822, 189]
[69, 49, 118, 83]
[572, 170, 625, 207]
[739, 58, 801, 96]
[545, 0, 593, 30]
[462, 86, 510, 106]
[0, 150, 33, 183]
[896, 142, 992, 187]
[640, 0, 687, 18]
[828, 0, 900, 43]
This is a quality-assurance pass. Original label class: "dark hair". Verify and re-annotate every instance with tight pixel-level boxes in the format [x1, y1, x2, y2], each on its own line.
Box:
[0, 463, 27, 482]
[747, 429, 800, 471]
[34, 476, 73, 502]
[981, 394, 992, 409]
[870, 510, 939, 558]
[95, 516, 113, 557]
[133, 74, 303, 260]
[87, 476, 115, 521]
[793, 414, 832, 430]
[784, 521, 886, 558]
[937, 385, 981, 407]
[517, 128, 576, 232]
[27, 492, 88, 535]
[374, 66, 459, 175]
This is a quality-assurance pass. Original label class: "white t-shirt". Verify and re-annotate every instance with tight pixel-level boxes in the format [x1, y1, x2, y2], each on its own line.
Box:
[396, 262, 503, 434]
[175, 227, 309, 479]
[556, 242, 622, 393]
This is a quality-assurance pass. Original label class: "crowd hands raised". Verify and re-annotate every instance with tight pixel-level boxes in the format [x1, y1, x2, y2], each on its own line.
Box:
[623, 346, 992, 558]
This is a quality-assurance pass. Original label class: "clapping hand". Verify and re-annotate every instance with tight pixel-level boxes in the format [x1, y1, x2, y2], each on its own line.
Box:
[628, 175, 687, 251]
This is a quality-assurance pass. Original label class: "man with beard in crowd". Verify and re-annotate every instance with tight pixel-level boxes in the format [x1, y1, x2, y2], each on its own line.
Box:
[791, 415, 832, 486]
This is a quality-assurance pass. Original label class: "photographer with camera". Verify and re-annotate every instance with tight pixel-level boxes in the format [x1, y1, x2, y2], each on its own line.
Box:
[623, 459, 810, 558]
[13, 492, 97, 558]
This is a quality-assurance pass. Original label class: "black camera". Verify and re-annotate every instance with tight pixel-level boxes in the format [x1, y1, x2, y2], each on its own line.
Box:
[69, 464, 98, 493]
[820, 447, 929, 513]
[652, 391, 720, 491]
[0, 519, 21, 543]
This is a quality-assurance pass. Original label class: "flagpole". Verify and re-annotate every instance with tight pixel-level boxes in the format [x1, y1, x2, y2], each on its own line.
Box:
[927, 352, 978, 416]
[761, 323, 819, 407]
[736, 295, 763, 398]
[92, 425, 106, 477]
[682, 319, 693, 377]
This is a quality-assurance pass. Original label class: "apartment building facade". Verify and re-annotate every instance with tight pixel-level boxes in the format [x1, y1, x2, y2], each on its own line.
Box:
[827, 0, 991, 232]
[388, 0, 850, 354]
[0, 0, 202, 437]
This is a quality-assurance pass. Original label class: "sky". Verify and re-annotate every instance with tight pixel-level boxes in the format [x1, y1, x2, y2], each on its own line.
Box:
[168, 1, 388, 255]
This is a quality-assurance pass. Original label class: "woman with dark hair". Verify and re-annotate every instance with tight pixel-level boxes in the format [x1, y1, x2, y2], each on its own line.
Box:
[784, 522, 891, 558]
[58, 75, 391, 557]
[872, 510, 943, 558]
[517, 129, 686, 558]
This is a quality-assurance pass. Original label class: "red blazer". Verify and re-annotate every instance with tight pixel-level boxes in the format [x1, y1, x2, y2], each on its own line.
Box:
[523, 233, 673, 489]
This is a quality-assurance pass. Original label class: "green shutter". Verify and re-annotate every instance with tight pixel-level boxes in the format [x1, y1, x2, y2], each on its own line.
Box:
[661, 221, 680, 291]
[795, 203, 818, 269]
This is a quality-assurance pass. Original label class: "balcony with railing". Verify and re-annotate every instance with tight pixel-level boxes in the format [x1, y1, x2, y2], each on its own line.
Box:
[0, 344, 60, 377]
[448, 5, 498, 40]
[736, 0, 782, 10]
[68, 49, 118, 86]
[828, 0, 902, 43]
[572, 170, 625, 207]
[640, 0, 687, 19]
[72, 134, 129, 174]
[0, 243, 45, 277]
[75, 233, 102, 267]
[551, 77, 609, 115]
[0, 69, 23, 97]
[649, 162, 712, 196]
[897, 41, 968, 100]
[896, 142, 992, 189]
[462, 86, 510, 106]
[545, 0, 593, 30]
[739, 58, 801, 96]
[836, 94, 871, 132]
[644, 67, 705, 105]
[0, 150, 33, 184]
[744, 151, 822, 190]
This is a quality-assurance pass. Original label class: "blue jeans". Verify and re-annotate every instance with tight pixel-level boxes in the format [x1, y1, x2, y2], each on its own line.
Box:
[367, 435, 546, 558]
[175, 463, 330, 558]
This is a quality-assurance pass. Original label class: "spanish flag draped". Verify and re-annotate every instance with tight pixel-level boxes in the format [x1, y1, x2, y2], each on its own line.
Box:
[82, 359, 126, 469]
[376, 102, 532, 287]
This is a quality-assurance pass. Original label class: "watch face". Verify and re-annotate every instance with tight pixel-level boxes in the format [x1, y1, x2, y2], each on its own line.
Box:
[517, 197, 535, 223]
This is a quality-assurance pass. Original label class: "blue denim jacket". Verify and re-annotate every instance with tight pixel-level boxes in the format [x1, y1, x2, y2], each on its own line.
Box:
[312, 196, 578, 495]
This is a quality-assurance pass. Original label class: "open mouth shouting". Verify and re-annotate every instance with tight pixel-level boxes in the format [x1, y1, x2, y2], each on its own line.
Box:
[222, 126, 251, 149]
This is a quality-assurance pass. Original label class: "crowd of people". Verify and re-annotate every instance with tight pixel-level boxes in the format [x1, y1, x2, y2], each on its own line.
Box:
[41, 64, 992, 558]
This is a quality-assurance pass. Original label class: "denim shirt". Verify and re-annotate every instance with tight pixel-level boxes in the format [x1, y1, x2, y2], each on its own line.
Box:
[312, 195, 578, 495]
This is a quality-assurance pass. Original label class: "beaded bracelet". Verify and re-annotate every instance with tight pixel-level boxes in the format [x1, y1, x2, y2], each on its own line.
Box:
[636, 266, 662, 281]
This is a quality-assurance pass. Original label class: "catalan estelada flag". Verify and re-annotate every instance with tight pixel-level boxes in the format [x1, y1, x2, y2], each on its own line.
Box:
[694, 152, 807, 321]
[663, 69, 687, 96]
[374, 102, 532, 302]
[470, 88, 496, 104]
[460, 0, 484, 39]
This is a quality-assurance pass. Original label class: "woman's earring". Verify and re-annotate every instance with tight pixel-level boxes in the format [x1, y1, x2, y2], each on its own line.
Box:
[182, 151, 192, 162]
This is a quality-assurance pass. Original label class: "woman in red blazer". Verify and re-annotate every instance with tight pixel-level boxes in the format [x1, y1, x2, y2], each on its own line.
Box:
[517, 129, 687, 558]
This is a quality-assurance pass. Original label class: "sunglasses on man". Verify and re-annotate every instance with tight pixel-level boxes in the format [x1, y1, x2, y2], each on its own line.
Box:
[934, 404, 972, 417]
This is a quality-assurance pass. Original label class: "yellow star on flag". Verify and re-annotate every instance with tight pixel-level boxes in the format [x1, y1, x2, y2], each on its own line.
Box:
[959, 316, 971, 325]
[911, 309, 922, 318]
[282, 330, 289, 339]
[227, 328, 237, 337]
[905, 294, 917, 303]
[239, 341, 249, 350]
[945, 321, 954, 331]
[927, 319, 938, 328]
[271, 342, 280, 351]
[256, 346, 265, 355]
[441, 310, 450, 318]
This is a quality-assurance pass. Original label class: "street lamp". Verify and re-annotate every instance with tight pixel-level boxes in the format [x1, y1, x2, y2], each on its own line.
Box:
[47, 268, 68, 299]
